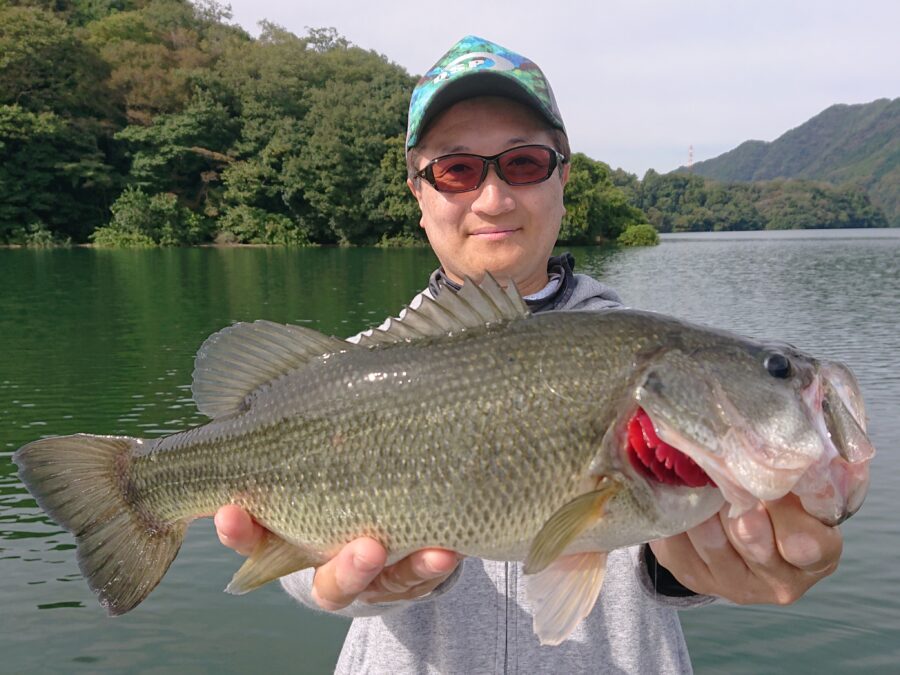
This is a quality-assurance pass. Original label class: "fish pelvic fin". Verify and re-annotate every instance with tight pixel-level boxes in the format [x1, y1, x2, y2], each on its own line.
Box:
[225, 531, 321, 594]
[527, 551, 609, 646]
[524, 481, 619, 575]
[192, 320, 355, 418]
[13, 434, 186, 615]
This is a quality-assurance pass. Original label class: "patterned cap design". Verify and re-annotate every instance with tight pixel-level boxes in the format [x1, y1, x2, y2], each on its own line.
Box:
[406, 35, 566, 151]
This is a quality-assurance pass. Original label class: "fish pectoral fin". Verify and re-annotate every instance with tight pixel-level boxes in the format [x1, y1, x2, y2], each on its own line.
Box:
[526, 551, 609, 646]
[524, 482, 618, 575]
[225, 531, 320, 594]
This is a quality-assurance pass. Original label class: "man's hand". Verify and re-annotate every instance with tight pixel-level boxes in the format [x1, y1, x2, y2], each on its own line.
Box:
[214, 505, 460, 610]
[650, 494, 843, 604]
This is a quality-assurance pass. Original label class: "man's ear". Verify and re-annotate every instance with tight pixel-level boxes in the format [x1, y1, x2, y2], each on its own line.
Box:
[407, 177, 421, 201]
[560, 162, 571, 188]
[407, 178, 427, 231]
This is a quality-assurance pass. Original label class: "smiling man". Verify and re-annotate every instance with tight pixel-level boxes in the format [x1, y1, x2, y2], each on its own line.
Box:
[407, 97, 567, 296]
[215, 36, 842, 673]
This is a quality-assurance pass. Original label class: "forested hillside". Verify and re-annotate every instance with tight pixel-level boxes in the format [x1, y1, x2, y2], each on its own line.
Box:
[0, 0, 890, 246]
[686, 98, 900, 225]
[0, 0, 645, 246]
[1, 1, 422, 245]
[614, 170, 887, 232]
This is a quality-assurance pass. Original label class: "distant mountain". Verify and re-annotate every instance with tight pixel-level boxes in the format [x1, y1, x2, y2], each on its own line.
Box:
[682, 98, 900, 225]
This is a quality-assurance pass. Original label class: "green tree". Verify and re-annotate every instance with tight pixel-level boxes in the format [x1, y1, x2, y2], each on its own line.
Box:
[630, 170, 886, 232]
[0, 105, 116, 242]
[562, 153, 646, 243]
[84, 0, 246, 124]
[283, 75, 412, 245]
[91, 185, 207, 245]
[364, 133, 425, 246]
[618, 223, 659, 246]
[0, 5, 122, 241]
[0, 5, 118, 119]
[116, 88, 238, 212]
[212, 26, 416, 246]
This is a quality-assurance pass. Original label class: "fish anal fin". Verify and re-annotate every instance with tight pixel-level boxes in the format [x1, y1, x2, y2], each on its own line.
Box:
[225, 531, 321, 594]
[524, 482, 619, 575]
[527, 551, 609, 646]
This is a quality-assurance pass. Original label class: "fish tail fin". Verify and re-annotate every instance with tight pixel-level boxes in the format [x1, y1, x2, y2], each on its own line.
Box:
[14, 434, 186, 615]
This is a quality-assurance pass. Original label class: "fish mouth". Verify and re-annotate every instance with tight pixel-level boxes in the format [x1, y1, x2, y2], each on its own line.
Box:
[630, 362, 875, 526]
[625, 408, 716, 489]
[791, 362, 875, 525]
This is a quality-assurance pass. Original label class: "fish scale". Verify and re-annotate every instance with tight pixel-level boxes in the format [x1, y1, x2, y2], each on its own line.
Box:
[131, 317, 606, 561]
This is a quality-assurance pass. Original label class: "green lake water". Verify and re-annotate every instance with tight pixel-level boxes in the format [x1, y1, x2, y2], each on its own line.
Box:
[2, 230, 898, 673]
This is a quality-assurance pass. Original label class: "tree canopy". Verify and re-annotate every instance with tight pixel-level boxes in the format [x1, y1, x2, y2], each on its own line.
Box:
[0, 0, 890, 247]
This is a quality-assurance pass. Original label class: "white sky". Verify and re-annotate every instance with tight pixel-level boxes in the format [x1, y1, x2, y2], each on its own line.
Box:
[223, 0, 899, 177]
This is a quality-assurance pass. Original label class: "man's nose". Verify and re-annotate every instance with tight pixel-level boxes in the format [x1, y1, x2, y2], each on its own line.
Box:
[471, 165, 515, 216]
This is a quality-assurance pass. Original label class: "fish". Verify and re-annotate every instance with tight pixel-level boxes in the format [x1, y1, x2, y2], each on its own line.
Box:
[13, 275, 874, 645]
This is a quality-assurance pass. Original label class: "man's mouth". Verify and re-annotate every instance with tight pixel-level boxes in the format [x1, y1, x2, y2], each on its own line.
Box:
[470, 228, 520, 240]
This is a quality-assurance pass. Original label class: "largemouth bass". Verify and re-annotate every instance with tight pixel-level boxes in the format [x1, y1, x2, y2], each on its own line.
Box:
[14, 276, 874, 645]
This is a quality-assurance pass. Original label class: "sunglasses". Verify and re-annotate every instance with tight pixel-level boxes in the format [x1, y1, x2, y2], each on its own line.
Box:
[414, 144, 568, 193]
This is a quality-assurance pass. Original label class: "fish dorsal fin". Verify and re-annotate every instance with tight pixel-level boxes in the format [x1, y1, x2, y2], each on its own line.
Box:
[192, 320, 352, 418]
[355, 272, 530, 348]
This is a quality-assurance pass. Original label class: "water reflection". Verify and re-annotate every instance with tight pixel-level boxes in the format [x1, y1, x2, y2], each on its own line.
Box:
[1, 231, 898, 673]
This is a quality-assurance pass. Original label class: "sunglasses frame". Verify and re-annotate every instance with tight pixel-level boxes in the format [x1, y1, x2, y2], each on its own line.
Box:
[414, 144, 568, 193]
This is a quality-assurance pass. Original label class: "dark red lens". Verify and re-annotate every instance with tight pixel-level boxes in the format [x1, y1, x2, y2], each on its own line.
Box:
[431, 156, 485, 191]
[422, 145, 560, 192]
[498, 147, 553, 184]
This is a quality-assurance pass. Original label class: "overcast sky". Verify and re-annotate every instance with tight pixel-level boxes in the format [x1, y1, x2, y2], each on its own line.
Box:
[223, 0, 899, 177]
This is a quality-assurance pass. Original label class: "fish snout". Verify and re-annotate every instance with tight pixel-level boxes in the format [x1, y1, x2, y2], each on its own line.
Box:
[789, 363, 875, 525]
[820, 374, 876, 465]
[793, 436, 873, 526]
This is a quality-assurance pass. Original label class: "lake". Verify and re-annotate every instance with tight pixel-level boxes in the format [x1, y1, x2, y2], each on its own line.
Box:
[2, 229, 898, 673]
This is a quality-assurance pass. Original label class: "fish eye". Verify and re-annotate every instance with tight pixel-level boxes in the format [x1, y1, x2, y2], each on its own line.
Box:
[764, 352, 792, 379]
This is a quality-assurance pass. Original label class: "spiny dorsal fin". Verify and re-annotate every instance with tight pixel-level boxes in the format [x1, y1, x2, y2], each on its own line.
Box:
[355, 272, 530, 348]
[192, 320, 353, 418]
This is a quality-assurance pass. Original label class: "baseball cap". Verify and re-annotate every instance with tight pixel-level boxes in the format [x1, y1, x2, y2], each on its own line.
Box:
[406, 35, 566, 151]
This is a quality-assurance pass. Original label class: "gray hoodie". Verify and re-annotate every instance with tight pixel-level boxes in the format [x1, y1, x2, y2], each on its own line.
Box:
[281, 264, 713, 674]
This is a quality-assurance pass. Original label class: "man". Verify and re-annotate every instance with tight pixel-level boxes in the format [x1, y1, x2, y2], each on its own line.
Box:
[216, 36, 842, 672]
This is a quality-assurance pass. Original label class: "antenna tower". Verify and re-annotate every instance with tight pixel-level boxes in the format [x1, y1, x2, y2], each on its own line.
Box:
[688, 144, 694, 172]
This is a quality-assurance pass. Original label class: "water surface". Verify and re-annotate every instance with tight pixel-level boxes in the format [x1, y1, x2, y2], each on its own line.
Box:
[2, 230, 898, 672]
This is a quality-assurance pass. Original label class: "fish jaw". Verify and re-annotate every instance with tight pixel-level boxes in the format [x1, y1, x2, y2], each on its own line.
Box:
[587, 399, 725, 545]
[618, 400, 755, 519]
[634, 357, 874, 525]
[631, 351, 814, 517]
[792, 362, 875, 525]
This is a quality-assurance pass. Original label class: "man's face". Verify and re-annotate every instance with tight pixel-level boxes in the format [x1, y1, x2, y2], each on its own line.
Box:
[408, 96, 569, 296]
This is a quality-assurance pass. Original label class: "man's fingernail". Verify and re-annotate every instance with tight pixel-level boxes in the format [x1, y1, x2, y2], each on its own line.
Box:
[423, 551, 461, 576]
[782, 533, 824, 569]
[353, 552, 381, 575]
